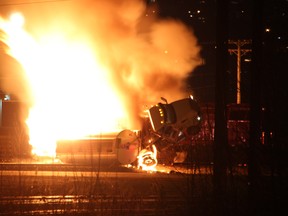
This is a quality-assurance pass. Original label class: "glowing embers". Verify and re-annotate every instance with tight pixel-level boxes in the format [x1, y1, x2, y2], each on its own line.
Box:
[137, 144, 157, 171]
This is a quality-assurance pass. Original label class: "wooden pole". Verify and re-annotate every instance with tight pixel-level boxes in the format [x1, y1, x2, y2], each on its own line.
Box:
[228, 40, 251, 104]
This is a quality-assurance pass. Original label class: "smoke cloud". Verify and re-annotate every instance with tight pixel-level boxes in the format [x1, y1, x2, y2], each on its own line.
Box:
[0, 0, 201, 129]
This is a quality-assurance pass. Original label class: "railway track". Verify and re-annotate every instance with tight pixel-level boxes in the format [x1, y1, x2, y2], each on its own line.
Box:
[0, 163, 132, 172]
[0, 194, 189, 216]
[0, 165, 194, 216]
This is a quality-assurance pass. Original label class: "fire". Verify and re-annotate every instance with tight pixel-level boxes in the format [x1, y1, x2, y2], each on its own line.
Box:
[137, 144, 158, 171]
[0, 0, 201, 159]
[0, 13, 126, 157]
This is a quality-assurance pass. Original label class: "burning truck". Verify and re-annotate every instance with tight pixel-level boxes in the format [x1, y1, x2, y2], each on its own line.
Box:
[56, 96, 202, 169]
[138, 95, 202, 167]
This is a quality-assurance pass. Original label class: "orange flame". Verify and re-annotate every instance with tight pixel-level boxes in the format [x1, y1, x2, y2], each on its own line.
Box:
[0, 0, 201, 158]
[1, 13, 126, 156]
[137, 144, 157, 171]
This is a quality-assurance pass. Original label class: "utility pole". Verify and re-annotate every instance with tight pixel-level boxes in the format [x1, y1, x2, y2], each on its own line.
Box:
[228, 39, 252, 104]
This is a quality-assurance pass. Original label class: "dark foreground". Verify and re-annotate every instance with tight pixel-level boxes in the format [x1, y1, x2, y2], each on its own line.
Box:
[0, 163, 287, 216]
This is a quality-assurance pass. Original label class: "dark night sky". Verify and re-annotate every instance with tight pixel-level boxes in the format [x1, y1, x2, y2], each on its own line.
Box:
[149, 0, 288, 106]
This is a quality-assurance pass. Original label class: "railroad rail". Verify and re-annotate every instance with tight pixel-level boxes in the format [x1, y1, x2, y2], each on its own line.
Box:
[0, 195, 189, 216]
[0, 163, 131, 172]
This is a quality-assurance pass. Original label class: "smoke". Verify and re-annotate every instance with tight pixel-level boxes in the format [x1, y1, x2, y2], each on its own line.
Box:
[0, 0, 201, 130]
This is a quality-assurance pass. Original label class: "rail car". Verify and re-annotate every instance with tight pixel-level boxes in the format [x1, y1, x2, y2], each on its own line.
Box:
[56, 130, 141, 166]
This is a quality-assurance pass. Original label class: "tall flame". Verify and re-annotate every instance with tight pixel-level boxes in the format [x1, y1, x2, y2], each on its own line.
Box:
[0, 0, 201, 158]
[1, 13, 126, 156]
